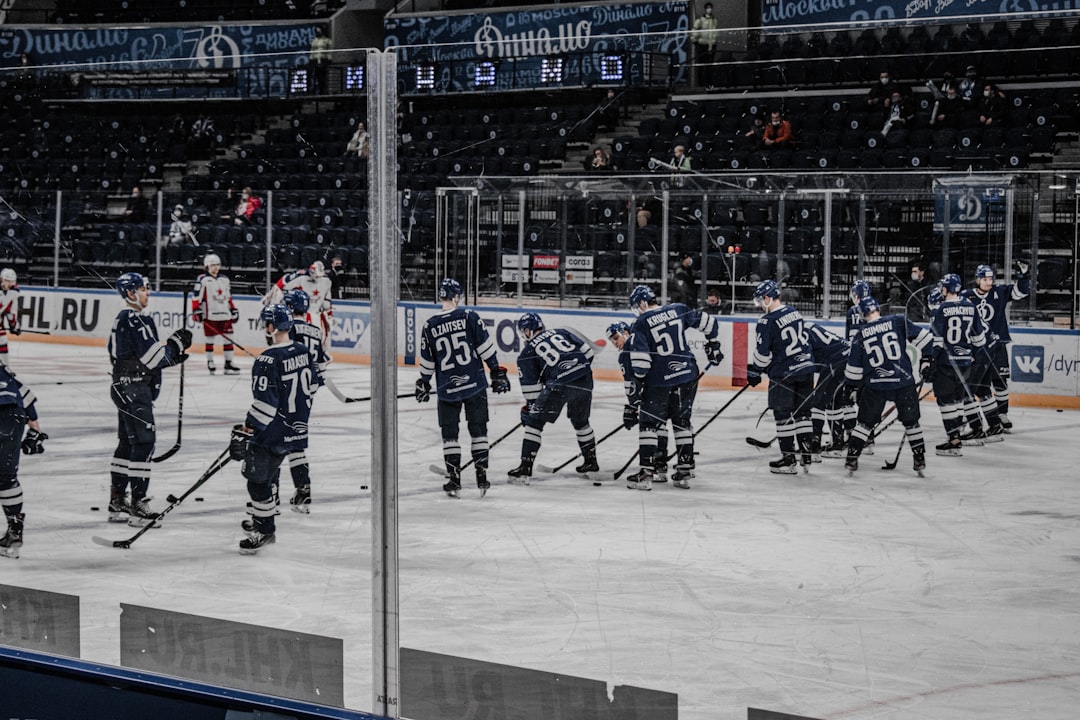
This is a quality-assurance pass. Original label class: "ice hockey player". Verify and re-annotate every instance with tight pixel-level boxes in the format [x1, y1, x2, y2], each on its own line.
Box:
[192, 253, 240, 375]
[0, 268, 21, 367]
[926, 273, 987, 456]
[231, 304, 317, 554]
[508, 313, 597, 484]
[607, 321, 672, 482]
[843, 296, 931, 475]
[828, 279, 874, 457]
[415, 278, 511, 498]
[960, 261, 1031, 432]
[264, 261, 333, 339]
[0, 365, 46, 559]
[625, 284, 722, 490]
[804, 321, 850, 461]
[747, 280, 815, 474]
[108, 272, 192, 527]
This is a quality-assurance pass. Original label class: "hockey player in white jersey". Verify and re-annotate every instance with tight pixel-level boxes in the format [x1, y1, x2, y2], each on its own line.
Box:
[191, 254, 240, 375]
[263, 261, 333, 339]
[0, 268, 21, 367]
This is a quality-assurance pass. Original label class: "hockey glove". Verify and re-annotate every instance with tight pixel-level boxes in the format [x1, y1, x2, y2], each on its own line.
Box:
[746, 365, 763, 387]
[168, 328, 193, 354]
[414, 377, 431, 403]
[920, 360, 935, 384]
[622, 404, 639, 430]
[230, 306, 240, 322]
[191, 308, 204, 323]
[229, 424, 253, 461]
[1014, 258, 1030, 277]
[628, 377, 645, 404]
[490, 366, 511, 394]
[704, 340, 724, 365]
[21, 428, 47, 455]
[9, 325, 20, 336]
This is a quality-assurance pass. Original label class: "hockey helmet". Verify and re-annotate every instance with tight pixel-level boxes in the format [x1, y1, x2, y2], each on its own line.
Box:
[628, 284, 656, 311]
[850, 279, 872, 302]
[116, 272, 148, 298]
[606, 321, 630, 339]
[927, 287, 944, 311]
[941, 273, 963, 295]
[858, 296, 880, 317]
[204, 253, 221, 269]
[308, 260, 326, 279]
[0, 268, 16, 284]
[753, 279, 781, 309]
[438, 278, 463, 301]
[259, 303, 294, 333]
[975, 264, 994, 280]
[517, 312, 544, 336]
[283, 288, 310, 315]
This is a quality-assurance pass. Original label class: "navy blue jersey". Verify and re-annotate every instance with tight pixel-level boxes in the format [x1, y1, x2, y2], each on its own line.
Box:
[0, 366, 37, 421]
[845, 314, 931, 390]
[805, 321, 849, 369]
[517, 328, 594, 403]
[108, 308, 185, 399]
[246, 340, 315, 454]
[628, 303, 719, 387]
[845, 305, 867, 342]
[961, 283, 1025, 344]
[419, 306, 498, 402]
[930, 298, 986, 367]
[290, 318, 330, 386]
[752, 305, 815, 379]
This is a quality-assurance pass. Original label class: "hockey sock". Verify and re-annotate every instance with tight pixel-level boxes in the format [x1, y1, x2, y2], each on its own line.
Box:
[0, 478, 23, 516]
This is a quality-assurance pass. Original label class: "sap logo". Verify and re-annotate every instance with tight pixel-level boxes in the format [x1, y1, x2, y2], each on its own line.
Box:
[330, 312, 370, 349]
[1011, 345, 1043, 383]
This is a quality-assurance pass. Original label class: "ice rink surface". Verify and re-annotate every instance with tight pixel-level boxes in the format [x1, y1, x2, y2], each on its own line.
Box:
[4, 338, 1080, 719]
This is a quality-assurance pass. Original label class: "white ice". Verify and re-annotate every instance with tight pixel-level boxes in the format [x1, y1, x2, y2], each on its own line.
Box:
[4, 339, 1080, 719]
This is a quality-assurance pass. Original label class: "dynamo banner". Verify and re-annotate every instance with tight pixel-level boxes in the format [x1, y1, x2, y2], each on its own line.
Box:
[932, 175, 1013, 232]
[761, 0, 1080, 27]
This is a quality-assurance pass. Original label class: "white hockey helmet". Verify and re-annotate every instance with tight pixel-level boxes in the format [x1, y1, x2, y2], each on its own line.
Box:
[204, 253, 221, 268]
[0, 268, 16, 284]
[309, 260, 326, 279]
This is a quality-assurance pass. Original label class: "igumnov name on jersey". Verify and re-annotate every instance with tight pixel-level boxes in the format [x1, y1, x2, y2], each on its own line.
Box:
[846, 315, 931, 389]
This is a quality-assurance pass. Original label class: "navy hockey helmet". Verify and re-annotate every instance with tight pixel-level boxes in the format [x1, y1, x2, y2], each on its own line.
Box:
[517, 312, 544, 335]
[438, 278, 463, 301]
[941, 273, 963, 295]
[606, 321, 631, 339]
[927, 287, 944, 311]
[858, 296, 880, 317]
[850, 279, 872, 301]
[283, 288, 310, 315]
[628, 284, 656, 310]
[754, 279, 781, 301]
[975, 264, 994, 280]
[116, 272, 148, 298]
[259, 303, 294, 332]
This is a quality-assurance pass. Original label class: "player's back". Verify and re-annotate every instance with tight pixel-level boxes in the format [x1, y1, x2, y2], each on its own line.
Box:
[521, 328, 593, 387]
[755, 305, 814, 378]
[931, 299, 984, 365]
[629, 303, 698, 387]
[253, 341, 315, 451]
[421, 307, 490, 400]
[806, 322, 849, 367]
[848, 314, 918, 389]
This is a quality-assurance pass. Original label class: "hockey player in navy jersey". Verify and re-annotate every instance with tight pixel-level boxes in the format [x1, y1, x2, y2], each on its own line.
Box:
[283, 288, 330, 513]
[0, 365, 45, 559]
[416, 278, 510, 498]
[508, 313, 597, 483]
[829, 279, 874, 457]
[231, 304, 317, 554]
[625, 284, 722, 490]
[960, 261, 1031, 431]
[607, 322, 673, 482]
[748, 280, 816, 474]
[108, 272, 192, 526]
[927, 273, 987, 456]
[843, 296, 932, 475]
[804, 321, 850, 461]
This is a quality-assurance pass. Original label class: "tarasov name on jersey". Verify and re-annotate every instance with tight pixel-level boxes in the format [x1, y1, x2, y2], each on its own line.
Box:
[259, 352, 311, 372]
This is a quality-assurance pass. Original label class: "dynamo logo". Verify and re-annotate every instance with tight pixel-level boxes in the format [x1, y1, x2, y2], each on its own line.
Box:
[1011, 345, 1043, 383]
[330, 311, 371, 350]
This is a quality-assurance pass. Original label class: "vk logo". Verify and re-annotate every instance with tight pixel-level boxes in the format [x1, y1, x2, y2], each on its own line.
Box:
[1011, 345, 1043, 383]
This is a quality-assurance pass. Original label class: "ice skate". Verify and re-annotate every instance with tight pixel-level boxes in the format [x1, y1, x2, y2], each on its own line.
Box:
[959, 429, 985, 446]
[769, 454, 798, 475]
[999, 413, 1012, 432]
[476, 467, 490, 498]
[912, 447, 926, 477]
[821, 440, 846, 459]
[290, 485, 311, 514]
[652, 458, 668, 483]
[671, 469, 693, 490]
[223, 361, 241, 376]
[127, 497, 160, 528]
[574, 450, 599, 475]
[625, 468, 653, 491]
[108, 488, 131, 523]
[844, 452, 859, 477]
[239, 531, 276, 555]
[0, 513, 24, 559]
[983, 424, 1005, 443]
[935, 438, 962, 457]
[207, 361, 217, 375]
[507, 457, 533, 487]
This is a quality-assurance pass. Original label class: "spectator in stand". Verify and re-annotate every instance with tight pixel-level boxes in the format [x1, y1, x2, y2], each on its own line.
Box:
[904, 259, 932, 323]
[703, 287, 722, 315]
[978, 83, 1007, 127]
[218, 186, 238, 222]
[586, 146, 612, 171]
[957, 65, 981, 102]
[636, 191, 662, 229]
[692, 2, 720, 89]
[599, 89, 621, 132]
[741, 111, 766, 150]
[933, 84, 964, 128]
[881, 89, 914, 136]
[309, 26, 333, 95]
[669, 144, 691, 187]
[762, 110, 792, 148]
[669, 252, 697, 308]
[865, 69, 895, 112]
[328, 254, 348, 300]
[233, 187, 262, 226]
[166, 204, 198, 246]
[346, 120, 370, 159]
[121, 185, 150, 224]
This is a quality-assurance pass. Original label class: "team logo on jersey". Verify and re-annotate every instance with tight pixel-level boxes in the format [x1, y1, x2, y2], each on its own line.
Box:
[448, 374, 472, 386]
[558, 360, 579, 372]
[330, 311, 371, 350]
[1011, 345, 1043, 383]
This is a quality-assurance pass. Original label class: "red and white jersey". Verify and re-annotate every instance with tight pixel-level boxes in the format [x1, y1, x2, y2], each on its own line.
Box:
[0, 286, 19, 332]
[192, 273, 235, 321]
[268, 270, 333, 316]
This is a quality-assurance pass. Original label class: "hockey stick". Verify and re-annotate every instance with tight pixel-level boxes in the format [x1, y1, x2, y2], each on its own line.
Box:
[152, 291, 188, 463]
[92, 448, 231, 549]
[324, 377, 412, 403]
[220, 332, 259, 359]
[881, 385, 933, 470]
[535, 421, 625, 476]
[428, 422, 522, 476]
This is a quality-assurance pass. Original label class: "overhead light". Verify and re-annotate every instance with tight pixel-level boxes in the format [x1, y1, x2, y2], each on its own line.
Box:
[600, 54, 624, 82]
[344, 65, 364, 91]
[416, 64, 436, 91]
[288, 68, 310, 95]
[474, 61, 496, 88]
[540, 57, 564, 84]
